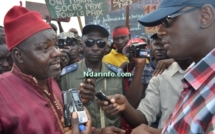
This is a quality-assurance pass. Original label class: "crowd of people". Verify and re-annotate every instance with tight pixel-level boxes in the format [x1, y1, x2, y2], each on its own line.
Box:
[0, 0, 214, 134]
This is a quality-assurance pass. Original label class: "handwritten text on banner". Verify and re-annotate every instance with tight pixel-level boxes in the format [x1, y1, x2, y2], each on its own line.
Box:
[111, 0, 140, 10]
[144, 4, 160, 34]
[26, 1, 70, 22]
[45, 0, 108, 18]
[85, 0, 161, 38]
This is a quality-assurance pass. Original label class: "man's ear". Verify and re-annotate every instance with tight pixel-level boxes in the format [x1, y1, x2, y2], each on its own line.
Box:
[11, 47, 24, 63]
[200, 4, 215, 29]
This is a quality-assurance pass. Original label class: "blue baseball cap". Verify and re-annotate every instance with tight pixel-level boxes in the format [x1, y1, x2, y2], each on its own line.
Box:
[82, 22, 109, 37]
[138, 0, 215, 27]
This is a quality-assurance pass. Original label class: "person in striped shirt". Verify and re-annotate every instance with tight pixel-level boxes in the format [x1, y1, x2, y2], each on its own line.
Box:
[99, 0, 215, 134]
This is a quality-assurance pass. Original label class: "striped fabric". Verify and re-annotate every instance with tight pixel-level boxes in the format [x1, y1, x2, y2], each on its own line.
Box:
[162, 49, 215, 134]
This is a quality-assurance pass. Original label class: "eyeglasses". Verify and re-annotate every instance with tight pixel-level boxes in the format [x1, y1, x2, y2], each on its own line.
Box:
[85, 39, 106, 48]
[161, 7, 199, 28]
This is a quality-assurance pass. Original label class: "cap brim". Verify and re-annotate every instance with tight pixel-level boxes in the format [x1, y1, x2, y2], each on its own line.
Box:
[138, 6, 186, 27]
[82, 25, 109, 37]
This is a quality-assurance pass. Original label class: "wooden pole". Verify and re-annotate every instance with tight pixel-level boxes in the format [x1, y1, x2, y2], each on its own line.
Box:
[77, 16, 83, 34]
[111, 0, 113, 10]
[125, 5, 130, 30]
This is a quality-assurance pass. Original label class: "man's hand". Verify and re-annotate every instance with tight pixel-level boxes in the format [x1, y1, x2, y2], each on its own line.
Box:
[79, 79, 95, 104]
[70, 111, 92, 134]
[61, 118, 71, 134]
[64, 108, 92, 134]
[131, 124, 162, 134]
[152, 59, 174, 76]
[97, 94, 127, 115]
[60, 49, 70, 69]
[132, 57, 146, 65]
[120, 57, 146, 71]
[101, 126, 126, 134]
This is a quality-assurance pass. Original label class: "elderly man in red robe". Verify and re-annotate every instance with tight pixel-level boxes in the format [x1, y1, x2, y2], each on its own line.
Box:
[0, 5, 92, 134]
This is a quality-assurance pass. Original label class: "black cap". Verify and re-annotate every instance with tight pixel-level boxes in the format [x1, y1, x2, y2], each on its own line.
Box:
[138, 0, 215, 27]
[82, 22, 109, 37]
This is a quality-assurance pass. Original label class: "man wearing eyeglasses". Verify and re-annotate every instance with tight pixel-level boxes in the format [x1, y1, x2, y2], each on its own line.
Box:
[99, 0, 215, 134]
[135, 0, 215, 133]
[59, 23, 124, 132]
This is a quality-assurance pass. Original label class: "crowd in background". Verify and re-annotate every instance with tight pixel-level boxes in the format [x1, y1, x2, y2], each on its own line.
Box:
[0, 0, 214, 134]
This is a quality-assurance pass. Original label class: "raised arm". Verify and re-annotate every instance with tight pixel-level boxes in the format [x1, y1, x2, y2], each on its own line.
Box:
[126, 58, 146, 108]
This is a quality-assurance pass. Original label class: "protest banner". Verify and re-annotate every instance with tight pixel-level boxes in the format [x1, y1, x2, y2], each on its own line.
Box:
[45, 0, 108, 18]
[85, 0, 161, 38]
[144, 4, 160, 34]
[111, 0, 140, 11]
[26, 1, 70, 22]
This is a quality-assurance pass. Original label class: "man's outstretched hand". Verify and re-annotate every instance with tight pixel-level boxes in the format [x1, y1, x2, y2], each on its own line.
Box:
[97, 94, 127, 115]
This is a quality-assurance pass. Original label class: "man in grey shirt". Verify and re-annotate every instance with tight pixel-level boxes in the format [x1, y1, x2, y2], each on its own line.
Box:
[137, 60, 193, 128]
[98, 58, 193, 128]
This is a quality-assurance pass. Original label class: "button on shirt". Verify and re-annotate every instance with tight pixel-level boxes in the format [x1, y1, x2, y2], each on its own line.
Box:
[137, 62, 184, 128]
[162, 49, 215, 134]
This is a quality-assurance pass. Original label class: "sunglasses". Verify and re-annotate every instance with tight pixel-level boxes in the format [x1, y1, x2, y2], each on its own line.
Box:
[85, 39, 106, 48]
[161, 7, 199, 28]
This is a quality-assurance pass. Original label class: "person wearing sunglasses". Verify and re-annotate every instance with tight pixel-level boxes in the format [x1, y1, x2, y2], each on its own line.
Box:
[59, 23, 124, 132]
[130, 0, 215, 134]
[57, 32, 81, 69]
